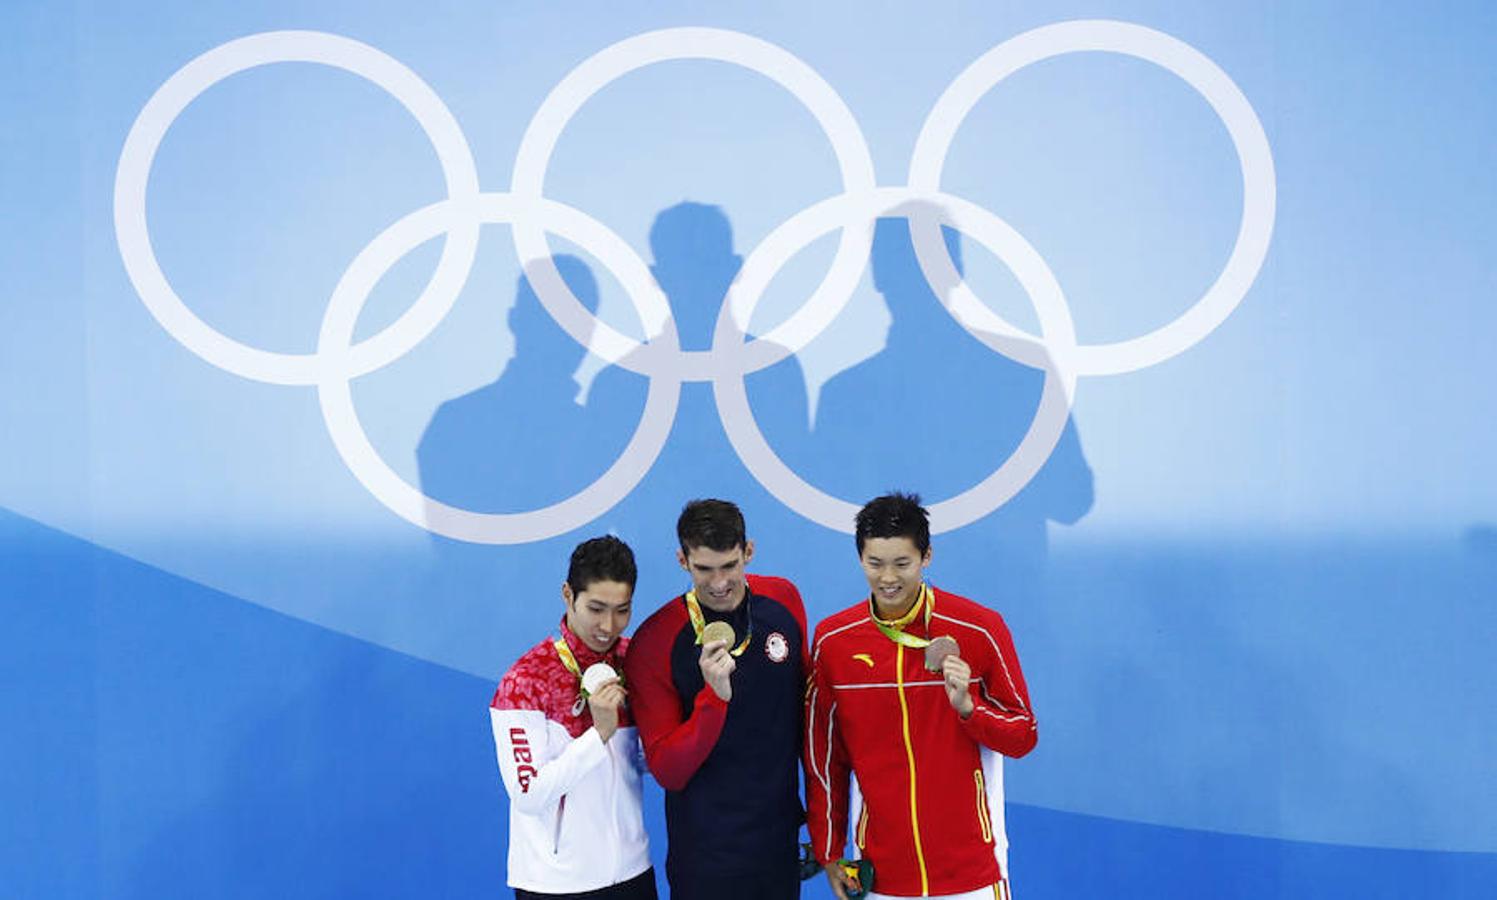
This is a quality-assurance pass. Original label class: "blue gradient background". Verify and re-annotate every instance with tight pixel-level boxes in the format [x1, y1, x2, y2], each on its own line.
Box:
[4, 1, 1495, 897]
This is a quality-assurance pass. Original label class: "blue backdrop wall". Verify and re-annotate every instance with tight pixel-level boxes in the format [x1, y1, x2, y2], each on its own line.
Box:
[4, 1, 1495, 897]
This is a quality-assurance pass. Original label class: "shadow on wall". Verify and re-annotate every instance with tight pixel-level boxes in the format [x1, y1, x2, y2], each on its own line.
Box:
[754, 208, 1094, 601]
[409, 199, 1095, 615]
[416, 254, 645, 519]
[412, 202, 810, 597]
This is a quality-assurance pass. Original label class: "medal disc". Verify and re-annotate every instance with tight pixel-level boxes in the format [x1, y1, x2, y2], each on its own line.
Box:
[923, 635, 960, 672]
[701, 620, 736, 649]
[581, 662, 618, 696]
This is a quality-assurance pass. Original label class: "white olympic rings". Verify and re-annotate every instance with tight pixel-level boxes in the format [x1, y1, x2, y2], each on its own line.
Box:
[511, 27, 878, 383]
[908, 20, 1276, 377]
[113, 21, 1276, 542]
[115, 31, 482, 386]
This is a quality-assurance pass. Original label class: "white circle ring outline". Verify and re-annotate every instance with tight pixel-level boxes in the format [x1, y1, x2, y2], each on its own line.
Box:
[114, 30, 481, 386]
[316, 192, 682, 544]
[909, 19, 1276, 377]
[511, 27, 878, 383]
[713, 187, 1079, 535]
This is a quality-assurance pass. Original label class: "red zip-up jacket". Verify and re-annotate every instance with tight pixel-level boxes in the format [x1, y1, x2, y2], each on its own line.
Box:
[805, 586, 1037, 897]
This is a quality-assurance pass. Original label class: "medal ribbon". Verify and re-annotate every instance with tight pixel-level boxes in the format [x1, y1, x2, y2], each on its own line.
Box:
[684, 591, 753, 657]
[871, 584, 935, 649]
[553, 637, 583, 679]
[553, 635, 620, 698]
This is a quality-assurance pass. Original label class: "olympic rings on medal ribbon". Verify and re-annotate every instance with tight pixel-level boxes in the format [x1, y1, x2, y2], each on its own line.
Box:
[113, 21, 1276, 542]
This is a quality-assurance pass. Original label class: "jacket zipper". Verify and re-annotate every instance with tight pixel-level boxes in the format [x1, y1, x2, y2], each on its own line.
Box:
[895, 644, 930, 894]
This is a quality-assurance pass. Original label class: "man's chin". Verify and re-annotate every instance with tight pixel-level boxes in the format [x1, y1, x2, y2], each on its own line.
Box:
[699, 590, 741, 612]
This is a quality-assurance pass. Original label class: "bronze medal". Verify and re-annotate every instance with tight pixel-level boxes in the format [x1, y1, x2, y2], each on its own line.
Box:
[923, 635, 959, 672]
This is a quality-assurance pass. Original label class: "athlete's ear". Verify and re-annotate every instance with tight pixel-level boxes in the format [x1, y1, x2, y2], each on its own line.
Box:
[742, 539, 755, 566]
[676, 547, 689, 572]
[922, 545, 933, 569]
[562, 581, 574, 609]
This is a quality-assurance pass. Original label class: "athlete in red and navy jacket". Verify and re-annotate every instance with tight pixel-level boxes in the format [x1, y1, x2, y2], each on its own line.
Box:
[622, 500, 810, 900]
[806, 494, 1038, 900]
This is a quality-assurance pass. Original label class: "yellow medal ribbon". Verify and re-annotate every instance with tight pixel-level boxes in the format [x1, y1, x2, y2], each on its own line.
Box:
[684, 590, 753, 657]
[554, 636, 583, 678]
[554, 635, 621, 697]
[871, 584, 935, 649]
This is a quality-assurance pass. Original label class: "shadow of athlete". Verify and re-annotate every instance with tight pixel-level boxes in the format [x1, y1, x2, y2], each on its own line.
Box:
[416, 254, 645, 519]
[601, 201, 809, 511]
[770, 213, 1093, 595]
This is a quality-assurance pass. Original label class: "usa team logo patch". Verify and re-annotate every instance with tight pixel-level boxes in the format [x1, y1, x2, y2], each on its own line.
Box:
[765, 631, 790, 663]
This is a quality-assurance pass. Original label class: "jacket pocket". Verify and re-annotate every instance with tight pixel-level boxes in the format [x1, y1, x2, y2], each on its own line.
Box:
[552, 795, 567, 854]
[974, 769, 993, 844]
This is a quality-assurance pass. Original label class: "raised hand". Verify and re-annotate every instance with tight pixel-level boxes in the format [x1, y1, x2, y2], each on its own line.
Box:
[941, 654, 975, 719]
[587, 679, 626, 742]
[699, 639, 736, 702]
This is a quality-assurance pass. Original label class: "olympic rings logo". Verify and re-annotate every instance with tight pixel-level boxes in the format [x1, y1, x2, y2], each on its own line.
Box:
[114, 21, 1275, 544]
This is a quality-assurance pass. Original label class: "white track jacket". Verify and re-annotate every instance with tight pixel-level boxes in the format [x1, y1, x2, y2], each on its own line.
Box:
[490, 631, 651, 893]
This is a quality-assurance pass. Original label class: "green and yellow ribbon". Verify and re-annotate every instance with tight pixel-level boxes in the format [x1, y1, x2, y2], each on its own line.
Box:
[553, 635, 621, 697]
[553, 636, 583, 678]
[871, 583, 935, 649]
[684, 591, 753, 657]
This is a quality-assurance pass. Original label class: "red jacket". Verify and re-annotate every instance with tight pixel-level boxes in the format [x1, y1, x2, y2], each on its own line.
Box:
[805, 586, 1037, 896]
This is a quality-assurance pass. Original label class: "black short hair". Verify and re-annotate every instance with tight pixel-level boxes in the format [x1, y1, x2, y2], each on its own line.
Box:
[855, 492, 931, 555]
[566, 535, 637, 595]
[676, 499, 747, 554]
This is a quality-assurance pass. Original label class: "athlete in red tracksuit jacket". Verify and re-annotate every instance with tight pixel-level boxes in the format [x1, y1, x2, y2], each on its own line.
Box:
[806, 493, 1038, 899]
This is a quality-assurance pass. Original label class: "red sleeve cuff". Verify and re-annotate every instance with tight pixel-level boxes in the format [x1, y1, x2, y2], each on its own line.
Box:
[695, 685, 728, 710]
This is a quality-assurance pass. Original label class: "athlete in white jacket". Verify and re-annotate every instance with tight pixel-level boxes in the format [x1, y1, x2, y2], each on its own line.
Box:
[490, 536, 656, 899]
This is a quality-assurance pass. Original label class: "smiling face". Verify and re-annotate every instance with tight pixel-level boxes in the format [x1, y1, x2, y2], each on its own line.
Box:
[859, 535, 932, 619]
[562, 579, 633, 653]
[677, 541, 755, 612]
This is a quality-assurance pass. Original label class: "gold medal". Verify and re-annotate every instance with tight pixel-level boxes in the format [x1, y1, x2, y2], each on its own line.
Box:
[922, 635, 960, 672]
[684, 591, 753, 656]
[700, 619, 737, 649]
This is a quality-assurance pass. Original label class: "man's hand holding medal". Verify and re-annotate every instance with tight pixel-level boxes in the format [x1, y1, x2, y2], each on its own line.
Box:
[923, 635, 974, 719]
[699, 620, 737, 702]
[582, 662, 626, 743]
